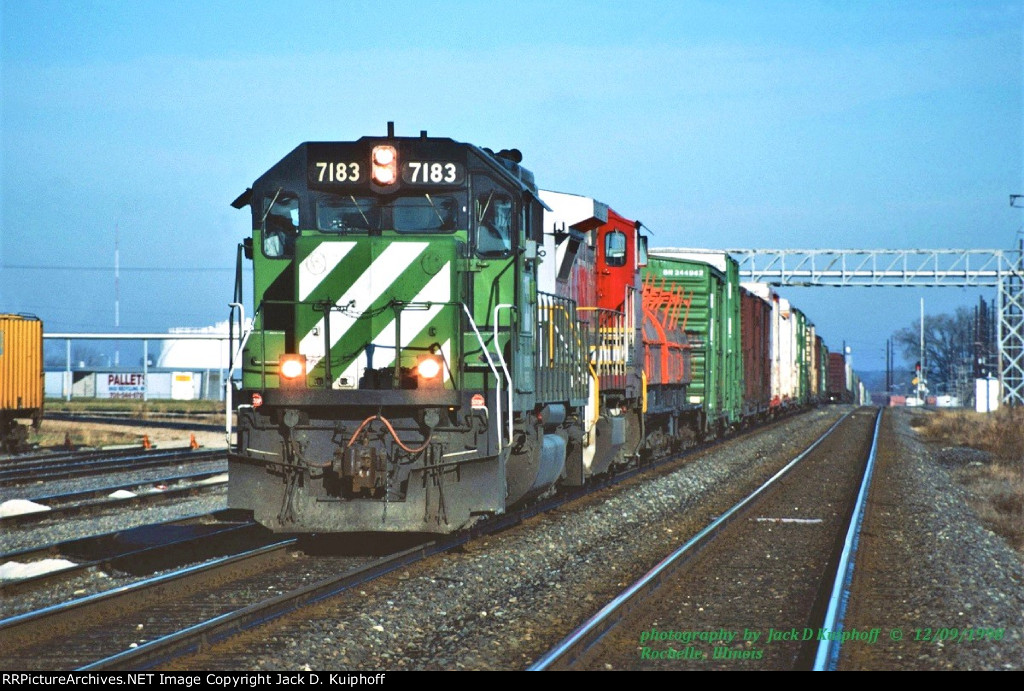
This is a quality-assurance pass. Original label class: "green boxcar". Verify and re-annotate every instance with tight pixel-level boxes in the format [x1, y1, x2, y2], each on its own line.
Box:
[818, 339, 830, 401]
[644, 253, 742, 434]
[791, 307, 809, 406]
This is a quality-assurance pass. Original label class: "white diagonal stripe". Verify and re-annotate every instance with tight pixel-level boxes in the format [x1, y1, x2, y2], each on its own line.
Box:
[298, 241, 357, 303]
[334, 262, 451, 388]
[299, 242, 429, 362]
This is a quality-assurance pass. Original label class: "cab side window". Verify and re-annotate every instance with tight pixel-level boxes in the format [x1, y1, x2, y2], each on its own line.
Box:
[474, 177, 514, 257]
[263, 194, 299, 258]
[604, 230, 627, 267]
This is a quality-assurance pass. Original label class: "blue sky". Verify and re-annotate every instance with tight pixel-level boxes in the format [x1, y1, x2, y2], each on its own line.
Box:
[1, 1, 1021, 370]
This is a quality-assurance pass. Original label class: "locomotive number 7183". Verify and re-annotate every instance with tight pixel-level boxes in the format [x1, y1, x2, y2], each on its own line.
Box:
[406, 161, 457, 183]
[314, 161, 361, 183]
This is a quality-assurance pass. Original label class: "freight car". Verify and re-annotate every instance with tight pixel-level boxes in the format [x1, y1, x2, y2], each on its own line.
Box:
[0, 314, 44, 453]
[225, 126, 855, 535]
[827, 351, 856, 403]
[641, 251, 744, 435]
[741, 286, 773, 422]
[816, 337, 829, 403]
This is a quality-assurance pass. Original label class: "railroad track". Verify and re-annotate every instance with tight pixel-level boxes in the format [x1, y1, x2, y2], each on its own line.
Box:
[528, 406, 882, 671]
[0, 447, 226, 486]
[0, 510, 264, 598]
[0, 470, 228, 526]
[0, 536, 422, 670]
[2, 492, 557, 671]
[3, 446, 154, 467]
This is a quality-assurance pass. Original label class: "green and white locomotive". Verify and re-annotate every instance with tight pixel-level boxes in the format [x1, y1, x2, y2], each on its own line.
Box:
[227, 124, 589, 533]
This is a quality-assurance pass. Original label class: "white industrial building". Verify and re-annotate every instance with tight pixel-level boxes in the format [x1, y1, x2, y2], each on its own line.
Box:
[157, 320, 245, 369]
[45, 321, 249, 400]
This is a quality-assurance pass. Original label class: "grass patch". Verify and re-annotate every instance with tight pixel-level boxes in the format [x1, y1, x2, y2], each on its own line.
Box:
[912, 408, 1024, 552]
[45, 398, 223, 416]
[911, 408, 1024, 463]
[28, 426, 142, 449]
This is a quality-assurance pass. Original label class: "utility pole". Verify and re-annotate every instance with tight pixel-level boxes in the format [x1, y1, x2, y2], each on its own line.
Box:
[918, 298, 925, 403]
[114, 223, 120, 367]
[885, 338, 891, 394]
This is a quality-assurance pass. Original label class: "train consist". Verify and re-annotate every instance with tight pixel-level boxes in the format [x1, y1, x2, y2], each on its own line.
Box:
[0, 314, 44, 453]
[226, 126, 862, 534]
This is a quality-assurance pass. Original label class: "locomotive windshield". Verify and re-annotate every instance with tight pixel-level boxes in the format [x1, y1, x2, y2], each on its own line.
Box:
[315, 193, 465, 233]
[316, 196, 378, 232]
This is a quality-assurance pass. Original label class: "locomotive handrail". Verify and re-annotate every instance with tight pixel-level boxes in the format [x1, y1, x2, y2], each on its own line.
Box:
[588, 361, 600, 439]
[578, 304, 631, 383]
[461, 302, 504, 452]
[537, 293, 591, 404]
[493, 304, 515, 443]
[536, 293, 590, 404]
[539, 303, 587, 362]
[225, 302, 254, 445]
[245, 298, 462, 390]
[389, 300, 459, 390]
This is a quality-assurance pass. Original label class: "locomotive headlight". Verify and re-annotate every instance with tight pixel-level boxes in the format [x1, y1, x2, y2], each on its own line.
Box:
[373, 146, 395, 165]
[279, 354, 306, 380]
[371, 145, 398, 185]
[416, 354, 442, 381]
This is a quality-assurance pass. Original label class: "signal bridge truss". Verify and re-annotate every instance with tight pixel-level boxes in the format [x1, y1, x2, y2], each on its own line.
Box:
[725, 249, 1018, 288]
[671, 248, 1023, 406]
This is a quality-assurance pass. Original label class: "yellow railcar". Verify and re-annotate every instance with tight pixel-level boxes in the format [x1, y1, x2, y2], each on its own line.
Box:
[0, 314, 44, 452]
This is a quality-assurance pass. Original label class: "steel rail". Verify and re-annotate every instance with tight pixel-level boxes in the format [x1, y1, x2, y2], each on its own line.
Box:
[0, 448, 225, 485]
[82, 541, 443, 670]
[812, 408, 883, 670]
[0, 540, 296, 654]
[0, 521, 264, 595]
[2, 446, 161, 467]
[2, 407, 829, 670]
[0, 509, 249, 563]
[1, 447, 203, 476]
[27, 469, 226, 504]
[45, 411, 224, 432]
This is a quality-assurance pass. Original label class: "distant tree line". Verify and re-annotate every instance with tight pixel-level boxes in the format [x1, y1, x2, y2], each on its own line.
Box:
[892, 297, 997, 396]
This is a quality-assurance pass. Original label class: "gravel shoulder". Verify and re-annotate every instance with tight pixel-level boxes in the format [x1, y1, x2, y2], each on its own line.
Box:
[839, 407, 1024, 670]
